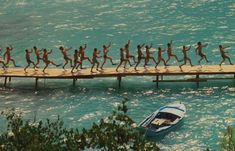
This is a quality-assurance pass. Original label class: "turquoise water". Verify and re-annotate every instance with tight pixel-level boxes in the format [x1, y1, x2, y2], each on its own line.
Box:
[0, 0, 235, 150]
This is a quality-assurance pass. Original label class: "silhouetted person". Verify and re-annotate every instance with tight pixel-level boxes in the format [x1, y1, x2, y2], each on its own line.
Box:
[71, 49, 81, 73]
[3, 45, 17, 67]
[124, 40, 136, 67]
[24, 49, 36, 72]
[180, 45, 193, 69]
[166, 40, 180, 64]
[155, 47, 167, 68]
[59, 46, 73, 70]
[42, 49, 61, 73]
[100, 42, 116, 70]
[219, 45, 233, 66]
[33, 46, 43, 68]
[116, 48, 128, 72]
[134, 43, 145, 71]
[195, 41, 209, 65]
[91, 48, 101, 73]
[144, 44, 157, 67]
[78, 44, 92, 69]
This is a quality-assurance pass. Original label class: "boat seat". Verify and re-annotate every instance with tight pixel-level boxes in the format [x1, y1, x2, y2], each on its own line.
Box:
[151, 118, 171, 125]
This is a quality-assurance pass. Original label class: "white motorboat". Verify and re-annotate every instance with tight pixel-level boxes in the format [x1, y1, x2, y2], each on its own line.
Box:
[138, 102, 186, 137]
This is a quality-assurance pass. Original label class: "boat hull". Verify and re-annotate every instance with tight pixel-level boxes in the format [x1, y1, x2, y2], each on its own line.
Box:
[138, 102, 186, 138]
[143, 119, 184, 138]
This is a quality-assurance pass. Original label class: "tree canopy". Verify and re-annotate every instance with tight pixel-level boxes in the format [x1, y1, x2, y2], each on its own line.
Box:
[0, 99, 159, 151]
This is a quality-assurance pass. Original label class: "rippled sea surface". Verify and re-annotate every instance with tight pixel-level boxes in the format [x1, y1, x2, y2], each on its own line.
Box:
[0, 0, 235, 150]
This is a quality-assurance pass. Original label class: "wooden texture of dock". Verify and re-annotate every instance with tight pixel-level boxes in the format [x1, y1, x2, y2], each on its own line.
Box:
[0, 65, 235, 89]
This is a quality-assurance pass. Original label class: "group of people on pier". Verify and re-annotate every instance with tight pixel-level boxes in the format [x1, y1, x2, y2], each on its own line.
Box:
[0, 40, 233, 73]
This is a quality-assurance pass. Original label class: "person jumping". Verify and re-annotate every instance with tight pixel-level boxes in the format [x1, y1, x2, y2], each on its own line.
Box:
[179, 45, 193, 69]
[219, 45, 233, 66]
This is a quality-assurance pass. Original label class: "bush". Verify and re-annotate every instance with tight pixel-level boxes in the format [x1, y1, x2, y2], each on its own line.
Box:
[0, 99, 159, 151]
[220, 126, 235, 151]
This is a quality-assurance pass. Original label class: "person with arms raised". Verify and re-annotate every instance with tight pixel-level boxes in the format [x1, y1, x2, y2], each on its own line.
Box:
[166, 40, 180, 64]
[219, 45, 233, 66]
[179, 45, 193, 69]
[24, 49, 37, 73]
[195, 41, 209, 65]
[91, 48, 101, 73]
[144, 43, 157, 68]
[33, 46, 43, 68]
[155, 47, 167, 69]
[116, 48, 128, 72]
[42, 49, 61, 73]
[71, 49, 81, 73]
[100, 42, 116, 70]
[134, 43, 145, 71]
[78, 44, 92, 69]
[124, 40, 136, 67]
[59, 46, 73, 70]
[3, 45, 17, 67]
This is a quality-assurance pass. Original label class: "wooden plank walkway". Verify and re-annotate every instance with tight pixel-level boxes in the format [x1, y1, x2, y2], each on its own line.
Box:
[0, 65, 235, 89]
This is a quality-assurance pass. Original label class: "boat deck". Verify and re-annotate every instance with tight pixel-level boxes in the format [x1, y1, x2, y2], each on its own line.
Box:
[0, 65, 235, 89]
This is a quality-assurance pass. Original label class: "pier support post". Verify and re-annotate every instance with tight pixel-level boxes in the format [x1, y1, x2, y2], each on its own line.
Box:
[156, 75, 159, 88]
[4, 77, 8, 88]
[35, 78, 39, 90]
[117, 76, 122, 88]
[196, 74, 199, 88]
[73, 78, 76, 87]
[9, 77, 11, 82]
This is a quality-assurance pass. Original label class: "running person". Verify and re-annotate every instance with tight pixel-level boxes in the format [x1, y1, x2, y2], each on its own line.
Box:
[219, 45, 233, 66]
[59, 46, 73, 70]
[179, 45, 193, 68]
[166, 40, 180, 64]
[3, 45, 17, 67]
[91, 48, 101, 73]
[124, 40, 136, 67]
[33, 46, 43, 68]
[144, 44, 157, 67]
[100, 42, 116, 70]
[42, 49, 61, 73]
[134, 43, 145, 71]
[0, 48, 6, 69]
[24, 49, 36, 72]
[78, 44, 92, 69]
[116, 48, 128, 72]
[195, 42, 209, 65]
[71, 49, 81, 73]
[155, 47, 167, 68]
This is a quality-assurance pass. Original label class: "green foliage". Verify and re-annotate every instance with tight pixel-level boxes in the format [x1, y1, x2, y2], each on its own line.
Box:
[0, 100, 159, 151]
[220, 126, 235, 151]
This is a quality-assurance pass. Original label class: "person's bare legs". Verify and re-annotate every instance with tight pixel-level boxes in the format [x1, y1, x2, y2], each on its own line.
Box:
[96, 62, 100, 70]
[10, 59, 17, 67]
[63, 60, 68, 69]
[116, 60, 123, 72]
[134, 59, 141, 71]
[100, 58, 106, 70]
[43, 63, 49, 73]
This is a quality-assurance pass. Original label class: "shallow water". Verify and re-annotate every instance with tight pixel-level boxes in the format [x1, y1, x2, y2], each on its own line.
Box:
[0, 0, 235, 150]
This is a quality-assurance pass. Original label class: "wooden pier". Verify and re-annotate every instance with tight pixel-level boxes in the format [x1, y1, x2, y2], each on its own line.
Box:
[0, 65, 235, 89]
